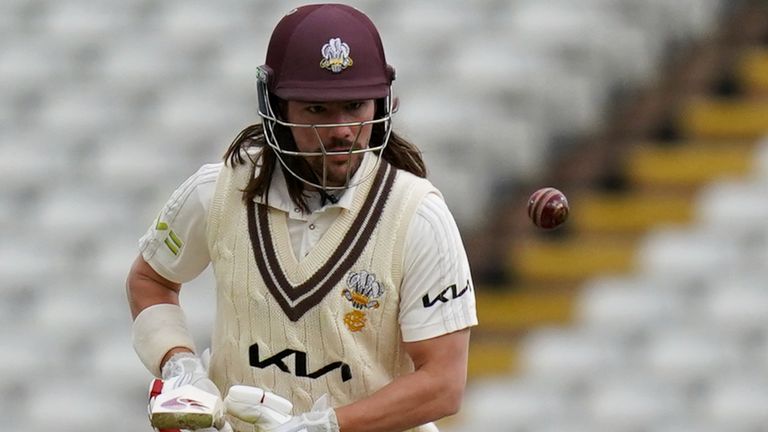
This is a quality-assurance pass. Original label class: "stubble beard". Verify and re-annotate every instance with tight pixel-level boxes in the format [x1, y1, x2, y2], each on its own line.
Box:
[307, 151, 364, 188]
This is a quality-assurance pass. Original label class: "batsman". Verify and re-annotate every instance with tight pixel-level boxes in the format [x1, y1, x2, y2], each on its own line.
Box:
[126, 4, 478, 432]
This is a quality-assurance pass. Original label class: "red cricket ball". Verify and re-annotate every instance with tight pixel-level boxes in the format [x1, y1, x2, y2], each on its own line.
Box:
[527, 187, 569, 229]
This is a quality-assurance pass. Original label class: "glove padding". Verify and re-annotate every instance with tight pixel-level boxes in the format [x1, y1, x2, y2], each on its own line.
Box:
[270, 394, 339, 432]
[224, 385, 293, 430]
[225, 386, 338, 432]
[166, 423, 234, 432]
[148, 352, 225, 431]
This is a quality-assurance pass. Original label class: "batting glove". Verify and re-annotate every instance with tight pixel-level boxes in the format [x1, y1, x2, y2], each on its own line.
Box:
[225, 386, 338, 432]
[224, 385, 293, 431]
[148, 352, 225, 431]
[270, 394, 339, 432]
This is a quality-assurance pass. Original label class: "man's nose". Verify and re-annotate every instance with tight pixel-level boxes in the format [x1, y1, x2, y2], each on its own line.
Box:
[326, 115, 357, 142]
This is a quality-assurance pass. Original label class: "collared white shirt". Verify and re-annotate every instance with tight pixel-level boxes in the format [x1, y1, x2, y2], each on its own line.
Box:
[139, 154, 477, 342]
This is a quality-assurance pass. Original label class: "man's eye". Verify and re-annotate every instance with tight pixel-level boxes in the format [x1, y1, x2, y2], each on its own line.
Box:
[306, 106, 325, 114]
[347, 102, 364, 111]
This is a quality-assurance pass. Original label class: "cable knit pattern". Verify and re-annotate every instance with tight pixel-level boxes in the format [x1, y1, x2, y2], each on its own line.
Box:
[206, 155, 439, 431]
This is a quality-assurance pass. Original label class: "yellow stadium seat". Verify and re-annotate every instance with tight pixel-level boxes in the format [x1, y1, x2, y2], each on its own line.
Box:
[474, 289, 574, 333]
[738, 48, 768, 94]
[467, 340, 520, 378]
[510, 238, 636, 283]
[680, 99, 768, 139]
[571, 193, 693, 233]
[626, 142, 755, 187]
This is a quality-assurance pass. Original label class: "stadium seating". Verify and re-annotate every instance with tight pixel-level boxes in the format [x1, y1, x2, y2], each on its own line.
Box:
[575, 275, 688, 338]
[701, 373, 768, 430]
[738, 48, 768, 93]
[4, 0, 765, 431]
[511, 237, 637, 283]
[626, 140, 757, 188]
[449, 3, 768, 430]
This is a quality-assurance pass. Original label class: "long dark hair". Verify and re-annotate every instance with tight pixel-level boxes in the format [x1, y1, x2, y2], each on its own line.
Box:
[222, 114, 427, 213]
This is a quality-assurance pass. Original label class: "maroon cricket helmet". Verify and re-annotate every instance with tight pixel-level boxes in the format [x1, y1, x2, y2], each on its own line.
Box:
[260, 3, 396, 102]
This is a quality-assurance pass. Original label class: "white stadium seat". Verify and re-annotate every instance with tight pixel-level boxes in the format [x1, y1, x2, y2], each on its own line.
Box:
[700, 275, 768, 337]
[88, 329, 152, 391]
[145, 86, 254, 146]
[33, 86, 137, 137]
[518, 326, 629, 385]
[0, 328, 48, 383]
[651, 419, 723, 432]
[695, 178, 768, 236]
[424, 156, 494, 229]
[24, 376, 144, 432]
[0, 35, 82, 98]
[0, 1, 749, 430]
[505, 2, 658, 89]
[209, 34, 271, 93]
[640, 325, 744, 387]
[584, 374, 687, 432]
[576, 275, 688, 338]
[86, 129, 196, 196]
[36, 0, 138, 48]
[385, 1, 485, 55]
[637, 226, 741, 282]
[93, 36, 196, 93]
[34, 185, 128, 244]
[0, 238, 62, 292]
[31, 285, 122, 340]
[0, 130, 72, 192]
[701, 373, 768, 430]
[459, 376, 572, 431]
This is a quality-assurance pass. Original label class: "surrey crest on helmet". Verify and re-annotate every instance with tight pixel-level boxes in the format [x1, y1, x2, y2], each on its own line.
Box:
[320, 38, 354, 73]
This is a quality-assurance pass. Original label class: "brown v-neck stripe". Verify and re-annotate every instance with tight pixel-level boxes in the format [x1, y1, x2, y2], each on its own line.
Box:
[247, 161, 396, 322]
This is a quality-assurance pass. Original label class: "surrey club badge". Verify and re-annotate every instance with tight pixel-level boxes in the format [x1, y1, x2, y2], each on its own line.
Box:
[342, 270, 384, 332]
[320, 37, 353, 73]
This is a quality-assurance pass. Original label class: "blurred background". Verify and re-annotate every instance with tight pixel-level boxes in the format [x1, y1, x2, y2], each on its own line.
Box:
[1, 0, 767, 430]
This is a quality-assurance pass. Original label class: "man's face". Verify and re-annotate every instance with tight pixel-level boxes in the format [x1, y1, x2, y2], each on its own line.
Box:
[285, 99, 376, 188]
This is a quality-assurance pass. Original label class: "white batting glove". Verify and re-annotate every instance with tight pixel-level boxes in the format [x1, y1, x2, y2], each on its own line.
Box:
[225, 386, 338, 432]
[270, 394, 339, 432]
[148, 352, 225, 431]
[224, 385, 293, 430]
